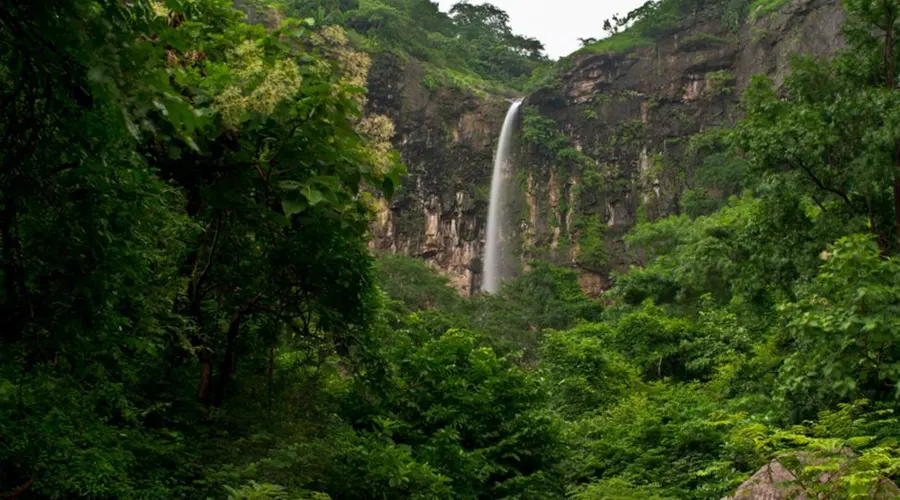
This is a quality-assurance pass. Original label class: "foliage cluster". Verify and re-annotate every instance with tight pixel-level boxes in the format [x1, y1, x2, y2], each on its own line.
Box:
[704, 69, 736, 96]
[572, 215, 609, 270]
[280, 0, 548, 93]
[747, 0, 791, 20]
[518, 105, 595, 175]
[681, 32, 736, 50]
[576, 32, 655, 57]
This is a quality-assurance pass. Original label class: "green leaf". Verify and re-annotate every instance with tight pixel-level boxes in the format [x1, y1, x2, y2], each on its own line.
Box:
[302, 187, 324, 206]
[282, 197, 307, 216]
[383, 177, 395, 199]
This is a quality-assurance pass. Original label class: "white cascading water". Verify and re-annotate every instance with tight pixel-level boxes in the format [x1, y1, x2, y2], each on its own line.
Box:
[482, 99, 522, 293]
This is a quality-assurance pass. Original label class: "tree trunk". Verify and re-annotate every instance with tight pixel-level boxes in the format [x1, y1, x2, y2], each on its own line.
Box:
[886, 0, 896, 89]
[0, 193, 29, 344]
[884, 1, 899, 248]
[867, 196, 890, 253]
[197, 349, 213, 405]
[267, 340, 276, 411]
[212, 311, 243, 406]
[1, 476, 34, 499]
[894, 172, 900, 246]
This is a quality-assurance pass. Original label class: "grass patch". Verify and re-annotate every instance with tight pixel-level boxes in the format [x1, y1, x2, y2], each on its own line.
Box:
[681, 32, 735, 51]
[705, 69, 736, 96]
[567, 0, 752, 59]
[575, 32, 654, 56]
[748, 0, 790, 20]
[422, 64, 516, 97]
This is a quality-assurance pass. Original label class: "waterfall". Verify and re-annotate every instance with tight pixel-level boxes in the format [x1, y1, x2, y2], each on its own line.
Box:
[482, 99, 522, 293]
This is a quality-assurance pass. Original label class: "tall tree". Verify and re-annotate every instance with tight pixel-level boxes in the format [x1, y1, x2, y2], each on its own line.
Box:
[735, 0, 900, 251]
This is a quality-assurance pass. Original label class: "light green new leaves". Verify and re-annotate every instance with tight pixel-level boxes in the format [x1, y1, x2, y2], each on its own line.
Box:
[780, 235, 900, 408]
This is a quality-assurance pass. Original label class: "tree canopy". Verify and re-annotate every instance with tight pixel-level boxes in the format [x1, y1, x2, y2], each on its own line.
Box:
[284, 0, 548, 92]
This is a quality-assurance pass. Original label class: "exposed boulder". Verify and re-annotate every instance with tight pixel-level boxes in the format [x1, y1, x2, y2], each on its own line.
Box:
[726, 454, 899, 499]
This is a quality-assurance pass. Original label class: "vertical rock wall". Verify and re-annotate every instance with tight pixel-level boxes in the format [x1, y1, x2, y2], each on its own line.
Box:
[516, 0, 844, 293]
[366, 52, 509, 294]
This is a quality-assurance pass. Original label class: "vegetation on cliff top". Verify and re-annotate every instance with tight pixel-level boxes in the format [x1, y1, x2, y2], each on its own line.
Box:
[574, 0, 778, 57]
[271, 0, 548, 94]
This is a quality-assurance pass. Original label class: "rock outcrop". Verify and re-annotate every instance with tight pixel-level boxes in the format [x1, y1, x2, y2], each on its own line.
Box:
[726, 455, 900, 499]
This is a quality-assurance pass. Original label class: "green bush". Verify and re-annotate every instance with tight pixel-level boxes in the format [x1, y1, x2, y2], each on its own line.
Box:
[375, 252, 465, 314]
[540, 324, 638, 417]
[574, 215, 609, 270]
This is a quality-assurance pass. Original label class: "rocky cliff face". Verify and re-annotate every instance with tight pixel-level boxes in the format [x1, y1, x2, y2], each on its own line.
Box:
[369, 0, 844, 295]
[366, 53, 509, 293]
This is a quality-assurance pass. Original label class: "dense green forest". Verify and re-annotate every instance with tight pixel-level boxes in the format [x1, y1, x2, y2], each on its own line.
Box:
[5, 0, 900, 499]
